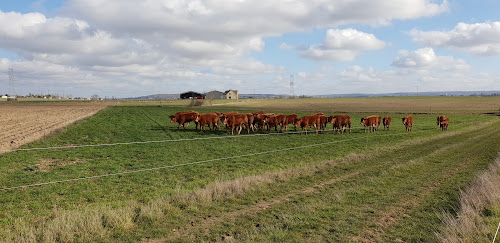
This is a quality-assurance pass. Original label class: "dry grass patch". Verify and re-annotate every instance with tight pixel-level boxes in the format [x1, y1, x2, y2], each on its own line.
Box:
[35, 158, 89, 172]
[437, 153, 500, 242]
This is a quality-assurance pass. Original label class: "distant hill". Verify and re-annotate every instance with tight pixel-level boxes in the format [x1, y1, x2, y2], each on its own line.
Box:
[126, 94, 180, 100]
[313, 91, 500, 98]
[125, 91, 500, 100]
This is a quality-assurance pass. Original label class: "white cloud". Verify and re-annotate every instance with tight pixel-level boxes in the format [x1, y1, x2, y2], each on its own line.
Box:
[285, 28, 387, 62]
[58, 0, 445, 63]
[410, 22, 500, 55]
[392, 47, 470, 72]
[0, 1, 463, 97]
[299, 29, 386, 61]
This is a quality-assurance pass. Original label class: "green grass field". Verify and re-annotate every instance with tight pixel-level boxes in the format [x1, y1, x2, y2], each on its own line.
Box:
[0, 98, 499, 242]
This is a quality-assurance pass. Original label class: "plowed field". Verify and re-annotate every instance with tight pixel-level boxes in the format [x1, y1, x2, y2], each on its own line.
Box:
[0, 103, 107, 153]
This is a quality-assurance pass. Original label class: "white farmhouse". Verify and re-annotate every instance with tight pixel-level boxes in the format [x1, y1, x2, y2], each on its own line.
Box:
[224, 90, 238, 100]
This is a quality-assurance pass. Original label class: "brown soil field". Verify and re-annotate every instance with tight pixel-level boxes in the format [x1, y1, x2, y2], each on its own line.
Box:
[214, 96, 500, 114]
[0, 103, 107, 153]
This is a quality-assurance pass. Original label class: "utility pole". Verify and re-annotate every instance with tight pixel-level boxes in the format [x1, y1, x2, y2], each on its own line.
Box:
[289, 74, 295, 98]
[8, 67, 16, 97]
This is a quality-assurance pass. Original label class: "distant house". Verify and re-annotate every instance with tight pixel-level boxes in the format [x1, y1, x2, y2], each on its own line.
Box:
[224, 90, 238, 100]
[180, 91, 204, 99]
[204, 90, 224, 99]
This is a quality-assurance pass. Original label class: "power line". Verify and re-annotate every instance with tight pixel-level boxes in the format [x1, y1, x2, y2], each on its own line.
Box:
[0, 127, 417, 153]
[0, 134, 403, 191]
[8, 67, 16, 96]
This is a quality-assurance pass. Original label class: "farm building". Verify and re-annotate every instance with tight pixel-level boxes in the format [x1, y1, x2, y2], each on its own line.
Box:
[180, 91, 205, 99]
[204, 90, 224, 99]
[224, 90, 239, 100]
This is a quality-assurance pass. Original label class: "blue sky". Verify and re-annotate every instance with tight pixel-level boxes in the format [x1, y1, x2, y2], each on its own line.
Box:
[1, 0, 500, 97]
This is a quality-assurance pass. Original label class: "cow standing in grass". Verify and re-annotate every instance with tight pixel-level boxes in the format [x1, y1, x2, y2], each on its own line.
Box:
[169, 111, 199, 129]
[438, 116, 450, 131]
[329, 115, 351, 134]
[360, 116, 379, 133]
[195, 113, 219, 132]
[437, 116, 447, 128]
[317, 115, 328, 132]
[383, 116, 392, 131]
[283, 114, 299, 131]
[295, 115, 320, 135]
[402, 116, 414, 131]
[222, 113, 249, 135]
[265, 114, 286, 133]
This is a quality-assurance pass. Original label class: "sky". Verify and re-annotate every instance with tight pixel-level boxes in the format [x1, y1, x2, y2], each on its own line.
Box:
[1, 0, 500, 98]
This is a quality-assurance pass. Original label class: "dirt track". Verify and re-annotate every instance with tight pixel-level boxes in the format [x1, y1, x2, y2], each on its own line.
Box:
[0, 103, 107, 153]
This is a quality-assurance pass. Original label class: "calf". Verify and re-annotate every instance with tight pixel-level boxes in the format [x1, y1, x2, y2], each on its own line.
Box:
[243, 113, 256, 132]
[373, 115, 382, 130]
[265, 114, 286, 132]
[220, 112, 239, 131]
[383, 116, 392, 131]
[439, 117, 450, 131]
[295, 115, 320, 135]
[169, 111, 199, 129]
[402, 116, 414, 131]
[329, 115, 351, 134]
[283, 113, 299, 131]
[222, 113, 249, 135]
[254, 113, 275, 131]
[360, 116, 378, 133]
[195, 113, 219, 132]
[317, 115, 328, 132]
[437, 116, 447, 128]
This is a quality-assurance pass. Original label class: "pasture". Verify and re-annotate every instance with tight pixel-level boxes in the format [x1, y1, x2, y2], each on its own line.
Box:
[0, 97, 499, 242]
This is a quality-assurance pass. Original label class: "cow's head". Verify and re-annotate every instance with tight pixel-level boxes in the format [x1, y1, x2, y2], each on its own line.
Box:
[194, 114, 201, 123]
[169, 115, 177, 123]
[221, 115, 229, 125]
[437, 116, 446, 127]
[294, 118, 301, 127]
[360, 117, 366, 124]
[402, 117, 407, 124]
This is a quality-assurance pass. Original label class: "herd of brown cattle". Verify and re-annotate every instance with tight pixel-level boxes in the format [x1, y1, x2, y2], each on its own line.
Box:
[169, 111, 450, 135]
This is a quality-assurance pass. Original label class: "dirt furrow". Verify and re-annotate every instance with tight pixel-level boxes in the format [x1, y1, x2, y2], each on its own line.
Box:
[0, 104, 106, 152]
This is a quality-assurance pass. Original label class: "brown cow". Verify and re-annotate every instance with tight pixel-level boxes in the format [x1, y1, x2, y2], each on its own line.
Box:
[265, 114, 286, 132]
[254, 113, 275, 131]
[222, 113, 249, 135]
[317, 115, 328, 132]
[195, 113, 219, 132]
[283, 114, 299, 131]
[220, 112, 239, 132]
[329, 115, 351, 134]
[169, 111, 199, 129]
[295, 115, 319, 135]
[172, 110, 200, 129]
[439, 117, 450, 131]
[383, 116, 392, 131]
[372, 115, 382, 130]
[243, 113, 256, 132]
[360, 116, 378, 133]
[437, 116, 447, 128]
[253, 114, 267, 131]
[402, 116, 414, 131]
